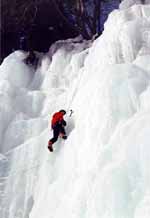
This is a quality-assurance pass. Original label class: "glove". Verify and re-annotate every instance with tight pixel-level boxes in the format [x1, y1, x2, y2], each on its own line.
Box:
[61, 120, 66, 126]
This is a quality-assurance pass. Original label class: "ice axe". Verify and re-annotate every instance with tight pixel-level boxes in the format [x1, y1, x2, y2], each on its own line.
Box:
[69, 109, 74, 117]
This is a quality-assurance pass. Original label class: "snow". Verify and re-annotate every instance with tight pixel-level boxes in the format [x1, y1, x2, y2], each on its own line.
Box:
[120, 0, 150, 9]
[0, 1, 150, 218]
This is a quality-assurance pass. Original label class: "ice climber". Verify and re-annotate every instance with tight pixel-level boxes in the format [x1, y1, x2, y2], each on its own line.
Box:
[48, 110, 67, 152]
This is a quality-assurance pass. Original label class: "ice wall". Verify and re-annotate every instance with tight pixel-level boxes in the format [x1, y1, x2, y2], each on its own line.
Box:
[120, 0, 150, 9]
[0, 2, 150, 218]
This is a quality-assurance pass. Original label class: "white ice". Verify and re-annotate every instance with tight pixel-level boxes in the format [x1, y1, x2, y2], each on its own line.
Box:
[0, 1, 150, 218]
[120, 0, 150, 9]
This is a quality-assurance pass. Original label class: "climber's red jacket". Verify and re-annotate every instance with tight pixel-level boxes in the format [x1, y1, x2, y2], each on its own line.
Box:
[51, 111, 65, 127]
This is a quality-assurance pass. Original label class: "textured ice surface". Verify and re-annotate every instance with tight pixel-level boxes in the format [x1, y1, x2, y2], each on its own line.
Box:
[0, 2, 150, 218]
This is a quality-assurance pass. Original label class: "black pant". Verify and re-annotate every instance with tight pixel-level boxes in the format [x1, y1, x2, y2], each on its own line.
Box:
[50, 124, 66, 144]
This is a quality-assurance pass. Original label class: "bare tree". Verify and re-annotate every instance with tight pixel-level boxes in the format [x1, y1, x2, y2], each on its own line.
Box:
[1, 0, 53, 49]
[54, 0, 112, 39]
[1, 0, 38, 33]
